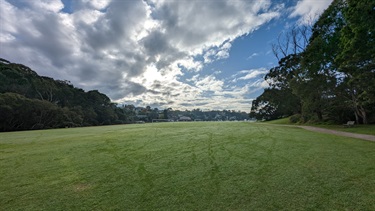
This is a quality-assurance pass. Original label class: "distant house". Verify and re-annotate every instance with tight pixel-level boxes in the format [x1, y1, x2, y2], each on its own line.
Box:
[179, 116, 192, 121]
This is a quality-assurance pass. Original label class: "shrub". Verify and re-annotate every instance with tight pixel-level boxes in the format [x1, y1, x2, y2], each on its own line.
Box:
[289, 114, 301, 123]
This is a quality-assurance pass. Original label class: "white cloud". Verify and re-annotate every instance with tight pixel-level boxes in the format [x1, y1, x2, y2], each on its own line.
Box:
[216, 42, 232, 59]
[203, 49, 216, 63]
[195, 75, 224, 93]
[0, 0, 283, 111]
[290, 0, 333, 25]
[216, 50, 230, 60]
[177, 57, 203, 72]
[150, 0, 280, 56]
[29, 0, 64, 13]
[203, 41, 233, 63]
[221, 42, 232, 50]
[247, 53, 259, 60]
[250, 79, 269, 89]
[238, 68, 269, 80]
[84, 0, 111, 10]
[70, 0, 111, 11]
[72, 9, 104, 25]
[0, 0, 17, 35]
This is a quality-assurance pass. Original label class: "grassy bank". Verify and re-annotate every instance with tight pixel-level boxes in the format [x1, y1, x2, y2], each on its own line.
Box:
[313, 124, 375, 136]
[266, 117, 375, 135]
[1, 122, 374, 210]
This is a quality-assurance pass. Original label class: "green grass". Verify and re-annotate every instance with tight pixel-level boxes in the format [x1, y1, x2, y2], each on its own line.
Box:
[266, 117, 375, 135]
[313, 124, 375, 136]
[1, 122, 375, 210]
[264, 117, 293, 125]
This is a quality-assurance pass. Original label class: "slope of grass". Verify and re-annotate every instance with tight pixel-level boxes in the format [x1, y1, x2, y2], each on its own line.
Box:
[1, 122, 374, 210]
[266, 117, 375, 135]
[313, 124, 375, 136]
[264, 117, 292, 124]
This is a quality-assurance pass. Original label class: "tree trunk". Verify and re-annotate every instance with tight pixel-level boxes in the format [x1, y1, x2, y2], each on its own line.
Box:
[354, 111, 359, 124]
[355, 106, 368, 124]
[316, 110, 323, 121]
[358, 107, 368, 124]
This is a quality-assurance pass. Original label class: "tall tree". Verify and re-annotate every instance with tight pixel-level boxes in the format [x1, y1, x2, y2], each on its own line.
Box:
[336, 0, 375, 124]
[298, 0, 346, 121]
[251, 0, 375, 123]
[250, 87, 300, 121]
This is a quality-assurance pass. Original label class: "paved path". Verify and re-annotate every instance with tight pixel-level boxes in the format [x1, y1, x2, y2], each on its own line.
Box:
[299, 126, 375, 142]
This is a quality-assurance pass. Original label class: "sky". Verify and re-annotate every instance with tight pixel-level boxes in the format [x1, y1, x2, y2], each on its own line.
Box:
[0, 0, 333, 112]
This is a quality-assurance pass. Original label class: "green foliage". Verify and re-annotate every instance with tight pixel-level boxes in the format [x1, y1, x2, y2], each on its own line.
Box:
[0, 58, 250, 131]
[0, 93, 81, 131]
[0, 59, 122, 131]
[250, 54, 302, 121]
[289, 114, 302, 123]
[250, 87, 300, 121]
[1, 123, 374, 210]
[335, 0, 375, 124]
[251, 0, 375, 124]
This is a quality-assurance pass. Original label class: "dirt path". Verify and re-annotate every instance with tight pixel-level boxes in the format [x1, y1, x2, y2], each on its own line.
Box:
[299, 126, 375, 142]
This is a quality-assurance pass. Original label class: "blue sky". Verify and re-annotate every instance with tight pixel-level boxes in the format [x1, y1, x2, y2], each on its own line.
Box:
[0, 0, 333, 111]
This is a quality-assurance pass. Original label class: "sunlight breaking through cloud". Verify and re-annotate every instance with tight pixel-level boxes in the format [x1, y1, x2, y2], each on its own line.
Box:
[0, 0, 333, 111]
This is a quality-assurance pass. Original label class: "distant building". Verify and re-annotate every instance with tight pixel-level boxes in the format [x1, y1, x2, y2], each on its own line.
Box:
[179, 116, 192, 121]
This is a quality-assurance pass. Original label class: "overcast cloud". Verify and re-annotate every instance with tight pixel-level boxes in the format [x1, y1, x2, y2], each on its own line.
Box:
[0, 0, 332, 111]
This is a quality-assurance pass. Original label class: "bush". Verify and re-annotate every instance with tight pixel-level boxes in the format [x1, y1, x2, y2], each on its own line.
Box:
[102, 120, 112, 125]
[113, 120, 124, 124]
[289, 114, 301, 123]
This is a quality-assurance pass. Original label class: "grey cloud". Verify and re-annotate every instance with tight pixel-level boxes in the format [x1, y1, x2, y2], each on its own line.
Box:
[1, 0, 281, 111]
[82, 1, 147, 51]
[163, 92, 180, 97]
[142, 30, 170, 56]
[152, 3, 179, 29]
[147, 90, 161, 95]
[179, 102, 194, 107]
[124, 81, 147, 96]
[148, 101, 175, 108]
[178, 101, 208, 108]
[75, 63, 101, 81]
[15, 13, 75, 68]
[151, 81, 162, 89]
[148, 81, 181, 97]
[123, 54, 149, 78]
[107, 80, 147, 100]
[195, 102, 210, 106]
[151, 0, 279, 50]
[141, 30, 187, 70]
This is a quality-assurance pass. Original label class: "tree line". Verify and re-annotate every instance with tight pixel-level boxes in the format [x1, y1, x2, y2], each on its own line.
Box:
[250, 0, 375, 124]
[0, 58, 248, 132]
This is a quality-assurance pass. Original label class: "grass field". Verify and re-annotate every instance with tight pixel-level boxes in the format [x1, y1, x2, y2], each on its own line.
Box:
[1, 122, 374, 210]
